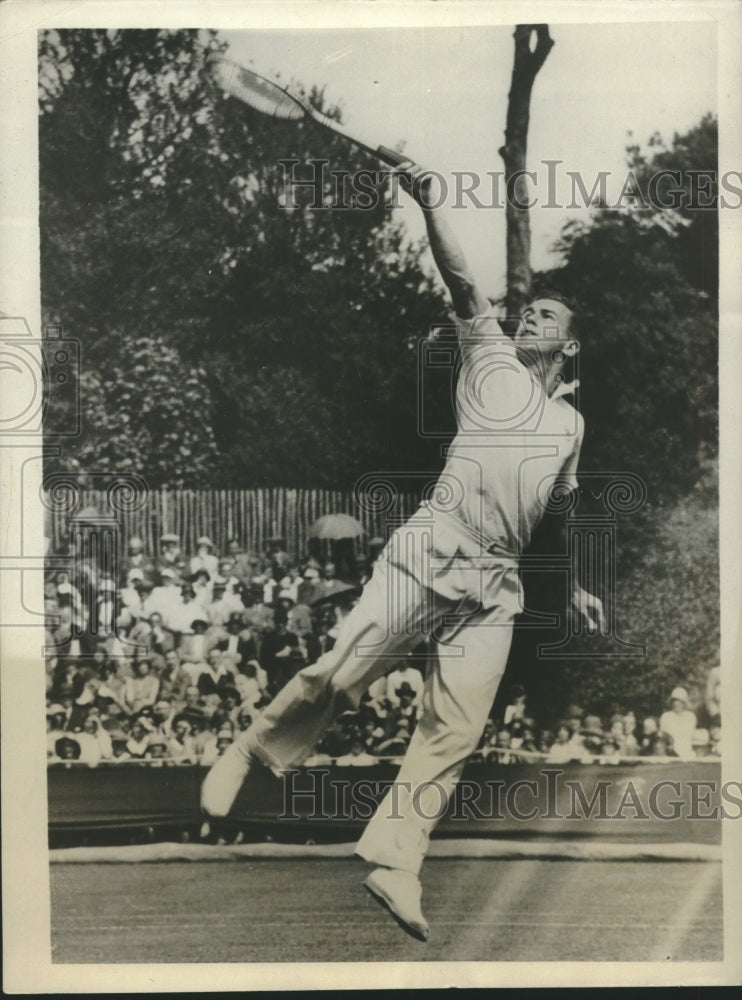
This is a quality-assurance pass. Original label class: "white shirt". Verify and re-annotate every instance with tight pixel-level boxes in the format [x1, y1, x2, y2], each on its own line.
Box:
[430, 308, 583, 556]
[659, 708, 697, 758]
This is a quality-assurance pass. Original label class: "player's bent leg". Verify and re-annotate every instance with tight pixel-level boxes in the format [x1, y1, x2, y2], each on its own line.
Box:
[201, 549, 432, 817]
[356, 608, 513, 877]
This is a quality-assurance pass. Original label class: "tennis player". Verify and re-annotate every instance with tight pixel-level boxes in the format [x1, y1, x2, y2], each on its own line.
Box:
[202, 162, 604, 941]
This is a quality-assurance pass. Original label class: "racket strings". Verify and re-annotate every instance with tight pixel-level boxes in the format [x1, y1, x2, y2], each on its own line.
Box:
[210, 59, 305, 121]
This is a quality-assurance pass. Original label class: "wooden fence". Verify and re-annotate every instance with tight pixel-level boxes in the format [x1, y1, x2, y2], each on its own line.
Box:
[44, 487, 422, 559]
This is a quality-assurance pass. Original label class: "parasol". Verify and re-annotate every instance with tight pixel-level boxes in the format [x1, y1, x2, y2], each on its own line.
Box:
[309, 513, 365, 540]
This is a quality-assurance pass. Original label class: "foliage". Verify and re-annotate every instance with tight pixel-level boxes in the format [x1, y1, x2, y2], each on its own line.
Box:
[39, 28, 448, 488]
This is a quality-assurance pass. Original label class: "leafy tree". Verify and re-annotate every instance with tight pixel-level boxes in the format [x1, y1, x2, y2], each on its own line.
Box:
[38, 28, 449, 488]
[60, 337, 218, 487]
[534, 117, 718, 506]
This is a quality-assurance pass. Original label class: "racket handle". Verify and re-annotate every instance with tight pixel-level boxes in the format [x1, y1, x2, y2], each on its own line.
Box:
[375, 145, 411, 168]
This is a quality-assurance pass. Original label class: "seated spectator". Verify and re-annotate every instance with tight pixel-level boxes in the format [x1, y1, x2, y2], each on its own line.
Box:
[179, 617, 213, 673]
[297, 567, 322, 606]
[143, 567, 183, 626]
[96, 578, 118, 636]
[235, 706, 253, 732]
[96, 660, 127, 712]
[599, 736, 622, 764]
[120, 569, 148, 619]
[508, 719, 526, 750]
[46, 704, 69, 756]
[226, 538, 255, 591]
[158, 649, 191, 704]
[232, 660, 268, 712]
[219, 685, 242, 725]
[168, 716, 198, 762]
[145, 734, 171, 765]
[81, 713, 112, 759]
[156, 533, 186, 582]
[580, 717, 604, 760]
[659, 687, 697, 759]
[178, 685, 210, 727]
[518, 722, 538, 754]
[214, 555, 235, 588]
[168, 582, 203, 636]
[124, 658, 160, 715]
[214, 612, 258, 671]
[648, 731, 679, 758]
[385, 658, 424, 709]
[260, 608, 303, 695]
[67, 669, 103, 731]
[336, 736, 379, 766]
[503, 685, 527, 727]
[537, 730, 553, 755]
[50, 735, 82, 764]
[208, 576, 245, 628]
[387, 682, 419, 734]
[491, 728, 514, 764]
[71, 716, 104, 767]
[639, 716, 659, 754]
[197, 649, 235, 699]
[201, 726, 234, 767]
[358, 709, 387, 754]
[151, 697, 175, 736]
[547, 723, 579, 763]
[121, 536, 156, 588]
[124, 720, 151, 759]
[130, 611, 176, 660]
[190, 537, 219, 580]
[622, 712, 640, 755]
[608, 715, 627, 753]
[191, 568, 213, 607]
[375, 719, 412, 760]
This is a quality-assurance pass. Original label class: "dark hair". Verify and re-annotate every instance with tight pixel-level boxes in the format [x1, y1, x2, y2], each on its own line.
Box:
[529, 287, 582, 342]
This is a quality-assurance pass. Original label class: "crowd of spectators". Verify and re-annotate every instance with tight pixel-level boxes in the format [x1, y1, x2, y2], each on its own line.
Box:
[45, 530, 722, 769]
[473, 679, 721, 766]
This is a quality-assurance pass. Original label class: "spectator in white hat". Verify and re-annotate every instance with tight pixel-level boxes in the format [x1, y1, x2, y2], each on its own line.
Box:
[659, 686, 697, 759]
[190, 537, 219, 579]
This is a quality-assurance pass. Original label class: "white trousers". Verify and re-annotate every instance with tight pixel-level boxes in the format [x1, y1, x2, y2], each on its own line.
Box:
[249, 508, 520, 875]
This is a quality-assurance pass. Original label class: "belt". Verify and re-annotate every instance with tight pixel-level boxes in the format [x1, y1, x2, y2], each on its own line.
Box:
[416, 501, 520, 563]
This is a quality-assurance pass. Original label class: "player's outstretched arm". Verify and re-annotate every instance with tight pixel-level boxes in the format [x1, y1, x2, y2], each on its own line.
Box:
[395, 162, 489, 321]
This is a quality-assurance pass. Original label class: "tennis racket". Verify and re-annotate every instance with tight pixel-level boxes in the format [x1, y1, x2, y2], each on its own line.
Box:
[208, 55, 410, 168]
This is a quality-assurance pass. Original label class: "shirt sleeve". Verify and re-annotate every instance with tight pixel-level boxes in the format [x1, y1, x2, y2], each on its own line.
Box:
[454, 303, 510, 345]
[557, 410, 585, 493]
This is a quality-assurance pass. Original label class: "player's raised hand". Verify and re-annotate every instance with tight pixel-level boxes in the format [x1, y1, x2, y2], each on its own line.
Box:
[393, 161, 439, 209]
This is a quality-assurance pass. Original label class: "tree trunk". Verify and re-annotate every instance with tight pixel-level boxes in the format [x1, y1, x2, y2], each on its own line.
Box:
[500, 25, 554, 321]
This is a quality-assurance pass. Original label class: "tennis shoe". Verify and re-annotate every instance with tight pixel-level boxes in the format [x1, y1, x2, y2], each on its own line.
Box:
[363, 866, 430, 942]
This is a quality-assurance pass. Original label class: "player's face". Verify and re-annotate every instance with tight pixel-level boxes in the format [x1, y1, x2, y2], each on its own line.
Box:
[515, 298, 575, 369]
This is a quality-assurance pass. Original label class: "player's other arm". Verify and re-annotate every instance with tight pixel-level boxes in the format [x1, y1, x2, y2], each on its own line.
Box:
[556, 413, 605, 633]
[396, 163, 489, 320]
